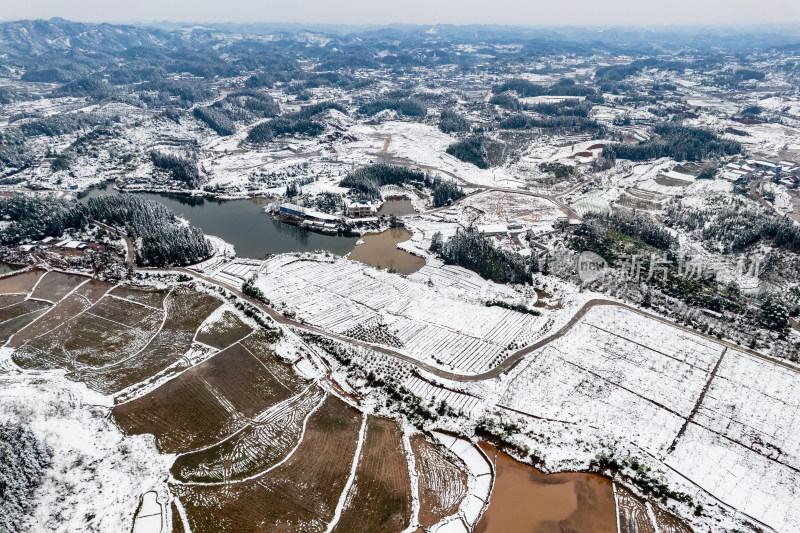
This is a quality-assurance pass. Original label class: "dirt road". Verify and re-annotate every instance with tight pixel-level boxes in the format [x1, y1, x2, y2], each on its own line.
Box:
[177, 268, 799, 383]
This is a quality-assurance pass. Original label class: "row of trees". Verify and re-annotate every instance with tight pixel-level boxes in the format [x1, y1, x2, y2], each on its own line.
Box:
[431, 228, 527, 283]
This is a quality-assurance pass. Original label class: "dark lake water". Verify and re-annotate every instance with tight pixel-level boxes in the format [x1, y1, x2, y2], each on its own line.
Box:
[80, 187, 358, 259]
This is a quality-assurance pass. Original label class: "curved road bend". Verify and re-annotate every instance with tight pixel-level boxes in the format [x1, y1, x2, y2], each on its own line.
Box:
[174, 269, 800, 383]
[99, 193, 790, 381]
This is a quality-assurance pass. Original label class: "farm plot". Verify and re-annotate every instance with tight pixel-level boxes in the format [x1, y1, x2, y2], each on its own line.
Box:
[14, 295, 164, 370]
[500, 306, 723, 457]
[412, 434, 469, 528]
[239, 331, 310, 395]
[456, 191, 565, 231]
[0, 299, 51, 324]
[0, 293, 28, 309]
[663, 349, 800, 532]
[173, 394, 363, 533]
[110, 285, 169, 308]
[332, 416, 412, 533]
[195, 309, 253, 350]
[77, 287, 222, 394]
[615, 485, 656, 533]
[0, 269, 45, 293]
[257, 259, 546, 374]
[570, 189, 610, 217]
[0, 301, 52, 344]
[171, 385, 325, 483]
[30, 271, 87, 302]
[114, 342, 297, 454]
[7, 291, 94, 349]
[73, 279, 115, 303]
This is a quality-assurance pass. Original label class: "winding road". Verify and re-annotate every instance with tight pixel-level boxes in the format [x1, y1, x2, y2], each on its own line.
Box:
[180, 268, 800, 383]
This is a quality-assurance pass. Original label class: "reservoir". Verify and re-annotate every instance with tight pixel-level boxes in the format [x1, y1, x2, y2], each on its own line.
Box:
[80, 187, 358, 259]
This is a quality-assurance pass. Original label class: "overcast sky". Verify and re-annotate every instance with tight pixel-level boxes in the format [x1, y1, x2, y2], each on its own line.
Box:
[3, 0, 800, 27]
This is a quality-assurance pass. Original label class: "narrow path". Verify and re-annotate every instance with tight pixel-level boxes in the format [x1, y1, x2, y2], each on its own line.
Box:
[667, 348, 726, 455]
[91, 219, 135, 265]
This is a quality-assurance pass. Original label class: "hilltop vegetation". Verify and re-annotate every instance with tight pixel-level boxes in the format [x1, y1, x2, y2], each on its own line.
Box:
[603, 124, 741, 162]
[339, 163, 464, 207]
[0, 194, 211, 267]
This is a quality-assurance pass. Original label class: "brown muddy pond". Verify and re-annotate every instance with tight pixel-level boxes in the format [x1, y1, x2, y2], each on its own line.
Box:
[377, 197, 417, 216]
[476, 445, 617, 533]
[348, 227, 425, 274]
[0, 269, 44, 294]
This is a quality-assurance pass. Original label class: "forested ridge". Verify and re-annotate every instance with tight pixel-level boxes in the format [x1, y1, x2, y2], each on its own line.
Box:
[603, 123, 741, 162]
[0, 194, 212, 267]
[430, 228, 527, 283]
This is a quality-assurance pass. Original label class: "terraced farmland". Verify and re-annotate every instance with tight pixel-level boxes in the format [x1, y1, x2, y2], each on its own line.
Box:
[77, 287, 223, 393]
[412, 434, 469, 527]
[171, 385, 325, 483]
[196, 309, 253, 349]
[173, 394, 364, 533]
[114, 342, 300, 453]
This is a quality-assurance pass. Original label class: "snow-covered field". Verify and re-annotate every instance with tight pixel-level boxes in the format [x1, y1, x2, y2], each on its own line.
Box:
[255, 256, 548, 374]
[498, 305, 800, 532]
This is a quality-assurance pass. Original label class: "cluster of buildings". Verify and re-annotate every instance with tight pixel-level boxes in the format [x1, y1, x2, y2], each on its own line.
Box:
[720, 159, 800, 184]
[274, 201, 379, 232]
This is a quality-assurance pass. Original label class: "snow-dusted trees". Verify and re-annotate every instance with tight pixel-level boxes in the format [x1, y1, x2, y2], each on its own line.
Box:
[150, 151, 201, 188]
[603, 123, 741, 162]
[445, 135, 505, 169]
[246, 101, 345, 144]
[438, 108, 470, 133]
[0, 194, 212, 267]
[489, 92, 521, 111]
[434, 228, 527, 284]
[585, 211, 676, 251]
[0, 422, 53, 533]
[760, 294, 789, 331]
[666, 200, 800, 253]
[340, 164, 427, 200]
[339, 163, 463, 206]
[84, 195, 212, 267]
[0, 196, 85, 244]
[431, 179, 464, 207]
[194, 89, 280, 136]
[358, 97, 426, 117]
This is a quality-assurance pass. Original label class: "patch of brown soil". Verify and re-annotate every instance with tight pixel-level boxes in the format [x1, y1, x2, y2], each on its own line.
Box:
[412, 434, 469, 527]
[332, 416, 412, 533]
[173, 394, 362, 533]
